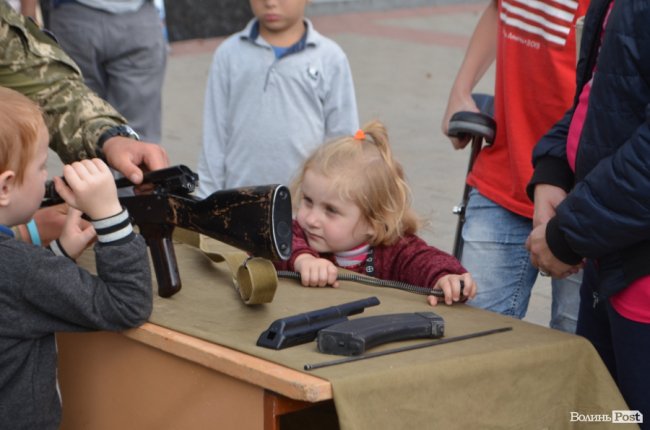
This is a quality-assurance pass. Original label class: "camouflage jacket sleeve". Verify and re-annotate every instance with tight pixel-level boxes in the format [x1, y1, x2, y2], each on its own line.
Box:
[0, 1, 126, 164]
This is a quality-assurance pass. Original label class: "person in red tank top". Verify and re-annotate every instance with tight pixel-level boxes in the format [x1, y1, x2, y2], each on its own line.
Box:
[441, 0, 590, 332]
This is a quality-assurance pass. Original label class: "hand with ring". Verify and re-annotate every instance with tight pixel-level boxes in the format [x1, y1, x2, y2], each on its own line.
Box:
[526, 222, 579, 278]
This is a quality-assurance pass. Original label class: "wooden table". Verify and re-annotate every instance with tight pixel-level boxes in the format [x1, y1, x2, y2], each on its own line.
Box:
[58, 243, 629, 430]
[58, 324, 334, 430]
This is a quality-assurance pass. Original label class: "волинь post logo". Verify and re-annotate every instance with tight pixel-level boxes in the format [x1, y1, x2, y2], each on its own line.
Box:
[570, 410, 643, 424]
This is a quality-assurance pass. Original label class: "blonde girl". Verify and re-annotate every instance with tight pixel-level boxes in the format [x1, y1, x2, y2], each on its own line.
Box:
[282, 120, 476, 306]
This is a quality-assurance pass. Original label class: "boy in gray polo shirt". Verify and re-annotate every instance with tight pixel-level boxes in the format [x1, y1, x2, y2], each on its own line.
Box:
[196, 0, 359, 196]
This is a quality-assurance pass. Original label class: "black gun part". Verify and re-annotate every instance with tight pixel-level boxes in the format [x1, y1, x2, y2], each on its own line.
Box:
[304, 327, 513, 371]
[42, 165, 293, 298]
[41, 165, 199, 208]
[256, 296, 381, 350]
[317, 312, 445, 356]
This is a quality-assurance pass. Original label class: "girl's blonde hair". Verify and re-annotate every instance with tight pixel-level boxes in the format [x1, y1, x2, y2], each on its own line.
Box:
[292, 120, 420, 246]
[0, 87, 46, 185]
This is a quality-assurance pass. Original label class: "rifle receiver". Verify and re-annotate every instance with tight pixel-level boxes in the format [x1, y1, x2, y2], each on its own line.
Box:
[41, 165, 293, 298]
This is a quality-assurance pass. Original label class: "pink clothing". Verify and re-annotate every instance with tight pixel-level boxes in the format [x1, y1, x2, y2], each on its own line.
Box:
[566, 80, 592, 170]
[335, 243, 369, 267]
[611, 278, 650, 323]
[566, 3, 613, 170]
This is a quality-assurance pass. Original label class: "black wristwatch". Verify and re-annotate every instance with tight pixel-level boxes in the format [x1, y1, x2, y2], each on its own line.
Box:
[96, 125, 140, 159]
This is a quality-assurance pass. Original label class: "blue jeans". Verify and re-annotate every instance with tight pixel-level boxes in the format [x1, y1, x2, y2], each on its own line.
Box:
[461, 189, 580, 333]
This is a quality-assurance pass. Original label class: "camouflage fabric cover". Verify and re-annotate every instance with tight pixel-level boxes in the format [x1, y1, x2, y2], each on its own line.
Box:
[0, 0, 126, 163]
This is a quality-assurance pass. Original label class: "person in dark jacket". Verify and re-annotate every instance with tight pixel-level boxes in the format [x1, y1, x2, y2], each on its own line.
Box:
[0, 87, 152, 428]
[277, 120, 476, 307]
[526, 1, 650, 421]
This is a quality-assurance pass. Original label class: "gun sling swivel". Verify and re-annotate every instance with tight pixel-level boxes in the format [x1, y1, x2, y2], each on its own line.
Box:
[304, 326, 513, 370]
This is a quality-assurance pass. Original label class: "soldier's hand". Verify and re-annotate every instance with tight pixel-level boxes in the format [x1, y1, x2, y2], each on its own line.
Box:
[102, 136, 169, 184]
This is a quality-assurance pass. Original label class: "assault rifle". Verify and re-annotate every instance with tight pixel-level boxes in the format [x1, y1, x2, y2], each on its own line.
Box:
[42, 165, 293, 298]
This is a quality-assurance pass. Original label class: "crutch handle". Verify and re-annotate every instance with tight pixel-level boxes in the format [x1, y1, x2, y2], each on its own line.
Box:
[447, 111, 496, 145]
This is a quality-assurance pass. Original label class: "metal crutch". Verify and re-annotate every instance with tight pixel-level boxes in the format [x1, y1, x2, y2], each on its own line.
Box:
[447, 94, 496, 261]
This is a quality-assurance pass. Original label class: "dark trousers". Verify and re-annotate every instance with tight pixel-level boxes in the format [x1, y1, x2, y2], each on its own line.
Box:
[49, 1, 166, 143]
[577, 261, 650, 428]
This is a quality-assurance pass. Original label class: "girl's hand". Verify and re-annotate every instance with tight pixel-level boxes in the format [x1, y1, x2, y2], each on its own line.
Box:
[427, 273, 477, 306]
[58, 208, 97, 260]
[294, 254, 339, 288]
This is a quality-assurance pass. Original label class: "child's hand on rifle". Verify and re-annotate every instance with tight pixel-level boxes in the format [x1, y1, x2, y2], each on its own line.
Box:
[53, 159, 122, 220]
[57, 208, 96, 260]
[294, 254, 340, 288]
[427, 273, 476, 306]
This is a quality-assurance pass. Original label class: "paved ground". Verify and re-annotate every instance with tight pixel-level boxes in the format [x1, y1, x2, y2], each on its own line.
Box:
[52, 2, 554, 328]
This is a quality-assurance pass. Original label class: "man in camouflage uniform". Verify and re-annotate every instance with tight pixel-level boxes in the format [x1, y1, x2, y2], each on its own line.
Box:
[0, 0, 168, 242]
[0, 0, 167, 179]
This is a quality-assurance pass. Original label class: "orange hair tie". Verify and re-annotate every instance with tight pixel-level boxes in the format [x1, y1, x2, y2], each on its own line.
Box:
[354, 129, 366, 140]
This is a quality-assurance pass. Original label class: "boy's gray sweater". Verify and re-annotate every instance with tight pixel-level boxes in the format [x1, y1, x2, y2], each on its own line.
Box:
[0, 225, 152, 429]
